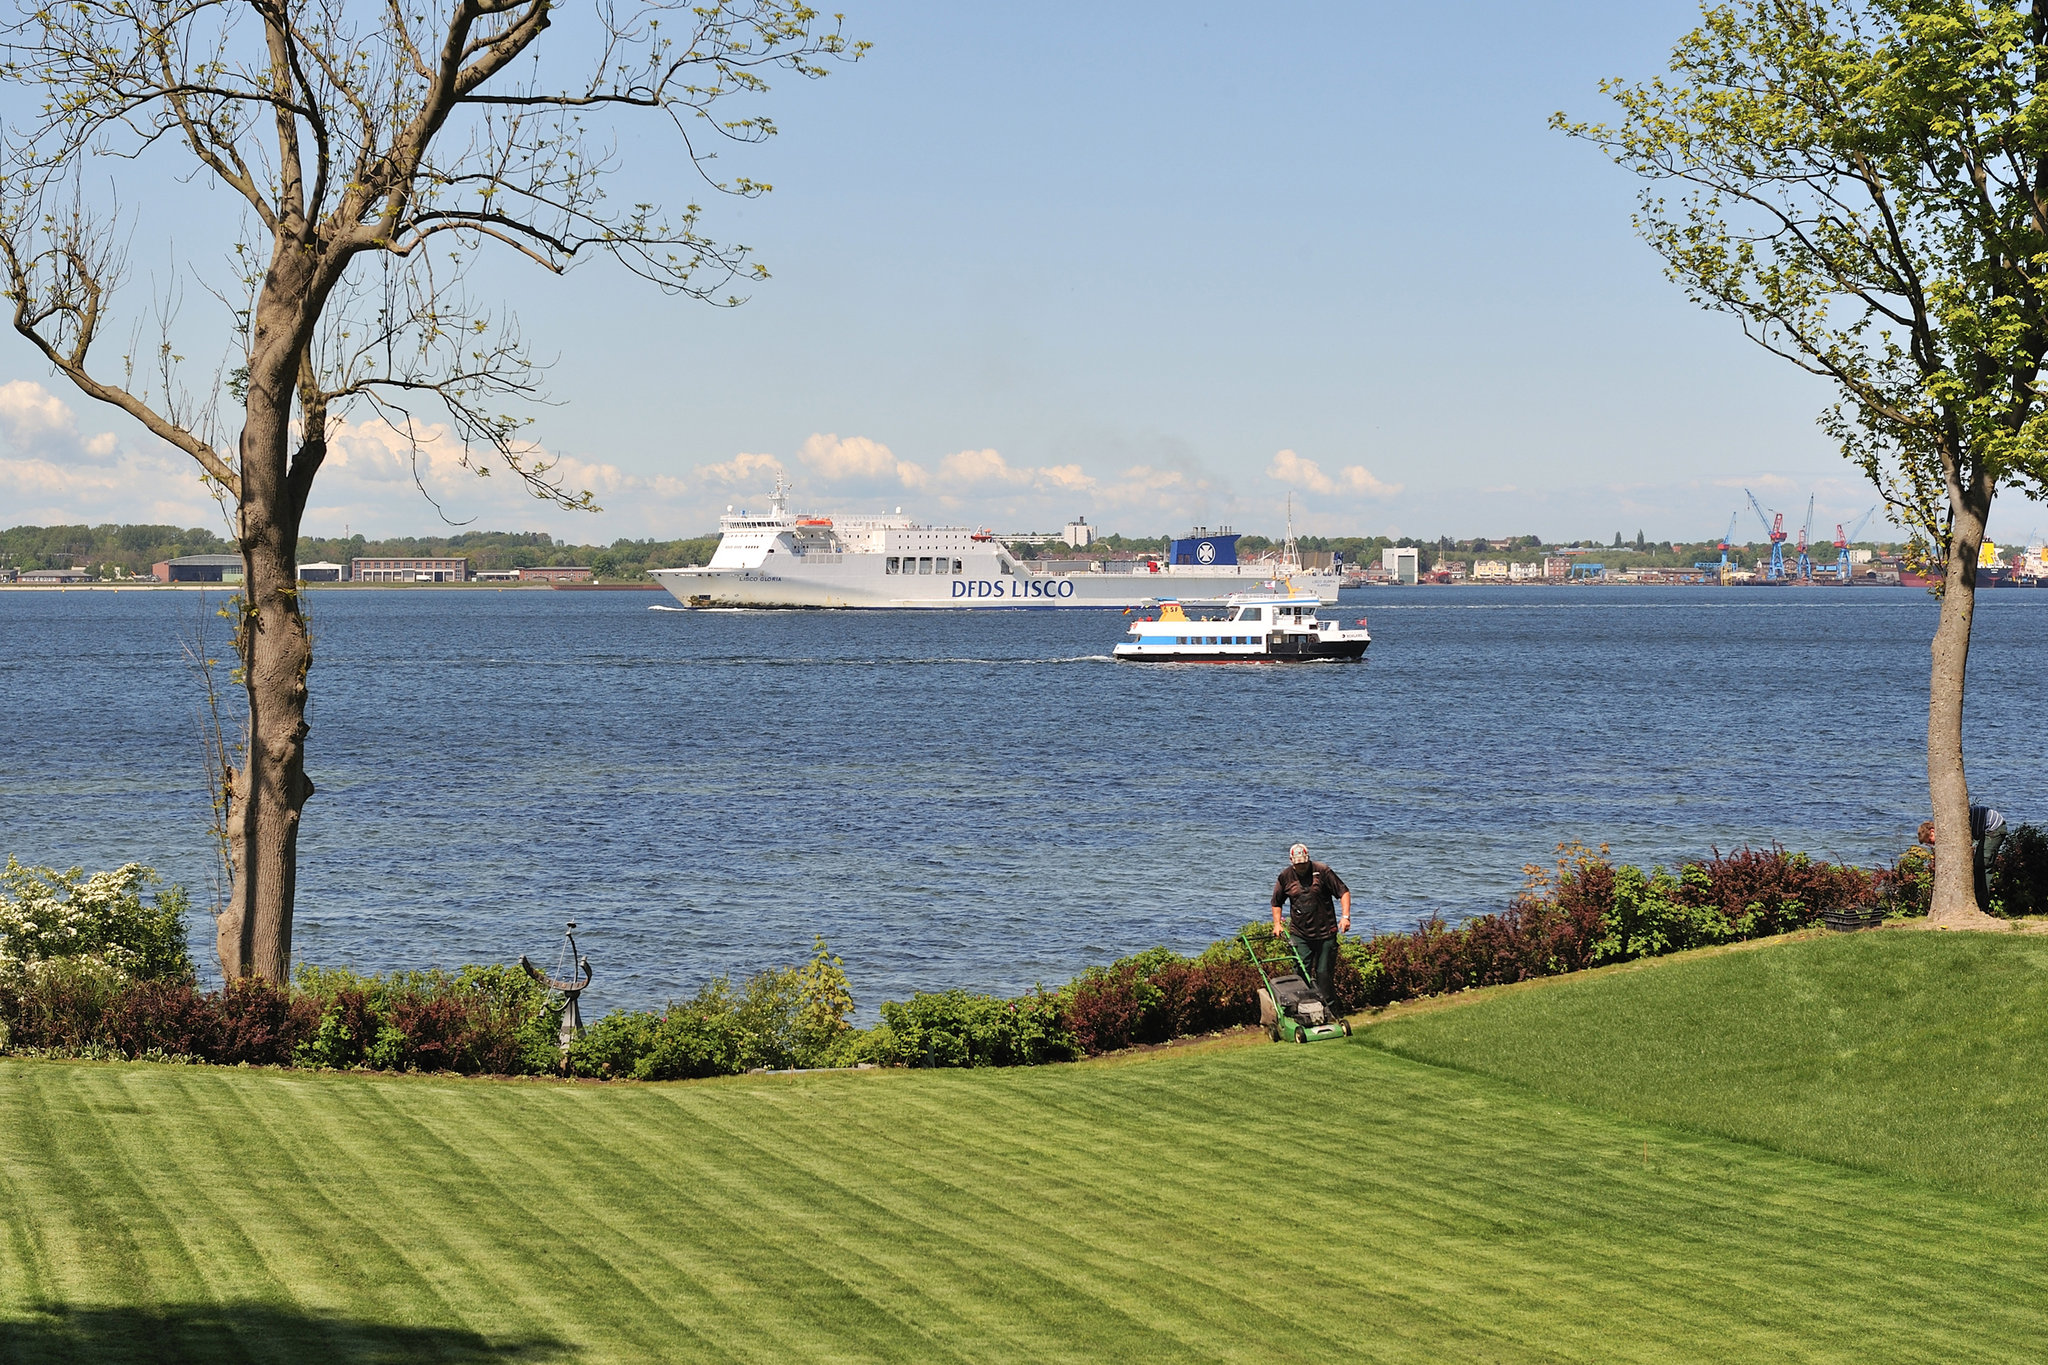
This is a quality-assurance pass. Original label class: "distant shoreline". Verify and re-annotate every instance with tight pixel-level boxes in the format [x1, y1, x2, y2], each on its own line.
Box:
[0, 581, 665, 593]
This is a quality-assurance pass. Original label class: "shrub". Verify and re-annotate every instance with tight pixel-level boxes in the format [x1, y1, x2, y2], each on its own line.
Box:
[872, 988, 1077, 1067]
[295, 987, 386, 1070]
[453, 964, 562, 1075]
[632, 990, 748, 1081]
[1868, 845, 1932, 918]
[0, 957, 128, 1050]
[1991, 824, 2048, 918]
[108, 980, 215, 1058]
[0, 860, 193, 982]
[567, 1009, 662, 1080]
[1593, 864, 1744, 964]
[212, 979, 318, 1065]
[1678, 845, 1870, 935]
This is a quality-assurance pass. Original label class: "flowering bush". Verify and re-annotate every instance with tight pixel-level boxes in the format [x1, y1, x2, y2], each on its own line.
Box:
[0, 859, 193, 983]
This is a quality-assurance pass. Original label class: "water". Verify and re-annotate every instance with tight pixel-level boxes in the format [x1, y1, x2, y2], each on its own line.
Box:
[2, 585, 2041, 1016]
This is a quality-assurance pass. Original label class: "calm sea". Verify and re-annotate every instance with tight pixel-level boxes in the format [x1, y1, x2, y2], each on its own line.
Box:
[2, 585, 2040, 1015]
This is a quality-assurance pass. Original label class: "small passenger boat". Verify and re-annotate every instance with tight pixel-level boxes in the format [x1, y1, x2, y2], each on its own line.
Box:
[1112, 592, 1370, 663]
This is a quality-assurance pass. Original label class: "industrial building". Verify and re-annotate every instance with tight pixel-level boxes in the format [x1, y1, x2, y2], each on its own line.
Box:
[350, 556, 468, 583]
[516, 565, 593, 584]
[1379, 546, 1419, 585]
[298, 561, 346, 581]
[152, 554, 244, 583]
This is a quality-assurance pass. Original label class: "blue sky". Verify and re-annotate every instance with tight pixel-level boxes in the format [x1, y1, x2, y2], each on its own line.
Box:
[3, 1, 2026, 544]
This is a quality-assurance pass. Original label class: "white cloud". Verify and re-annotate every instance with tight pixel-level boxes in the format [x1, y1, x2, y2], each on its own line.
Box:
[1265, 448, 1402, 499]
[0, 380, 223, 527]
[798, 432, 928, 490]
[694, 451, 786, 486]
[934, 447, 1101, 496]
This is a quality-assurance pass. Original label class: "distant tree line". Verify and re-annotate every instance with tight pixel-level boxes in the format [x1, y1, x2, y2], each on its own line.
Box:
[0, 524, 721, 580]
[5, 522, 1910, 581]
[294, 530, 721, 580]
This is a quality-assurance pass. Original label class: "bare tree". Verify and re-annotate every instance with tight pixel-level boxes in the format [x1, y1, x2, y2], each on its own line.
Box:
[0, 0, 863, 978]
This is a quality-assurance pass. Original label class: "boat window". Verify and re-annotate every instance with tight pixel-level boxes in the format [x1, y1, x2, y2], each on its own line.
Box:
[918, 557, 933, 574]
[1237, 607, 1262, 621]
[952, 559, 963, 573]
[886, 557, 900, 574]
[1176, 636, 1187, 645]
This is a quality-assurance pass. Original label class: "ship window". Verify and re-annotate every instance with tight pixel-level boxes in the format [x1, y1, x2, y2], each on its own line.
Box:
[886, 557, 900, 574]
[919, 557, 933, 574]
[952, 559, 963, 573]
[1238, 607, 1263, 621]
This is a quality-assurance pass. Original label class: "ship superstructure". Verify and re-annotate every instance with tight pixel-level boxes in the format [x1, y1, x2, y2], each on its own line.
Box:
[650, 481, 1339, 609]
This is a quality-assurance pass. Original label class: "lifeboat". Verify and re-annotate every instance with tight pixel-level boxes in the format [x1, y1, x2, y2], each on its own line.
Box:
[970, 529, 995, 541]
[796, 517, 833, 528]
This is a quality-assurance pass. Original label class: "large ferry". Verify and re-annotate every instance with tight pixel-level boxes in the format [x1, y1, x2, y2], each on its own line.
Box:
[650, 481, 1339, 609]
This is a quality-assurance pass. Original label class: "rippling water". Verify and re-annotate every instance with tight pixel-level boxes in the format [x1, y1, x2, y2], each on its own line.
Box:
[3, 584, 2041, 1015]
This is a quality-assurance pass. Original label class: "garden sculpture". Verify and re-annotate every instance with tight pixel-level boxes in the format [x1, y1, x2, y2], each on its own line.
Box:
[521, 922, 594, 1053]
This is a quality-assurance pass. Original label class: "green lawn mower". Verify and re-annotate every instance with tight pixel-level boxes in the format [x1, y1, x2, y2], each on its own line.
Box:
[1242, 932, 1352, 1043]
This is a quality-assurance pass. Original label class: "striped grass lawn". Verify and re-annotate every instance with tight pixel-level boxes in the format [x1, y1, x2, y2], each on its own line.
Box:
[3, 959, 2045, 1361]
[1364, 929, 2048, 1207]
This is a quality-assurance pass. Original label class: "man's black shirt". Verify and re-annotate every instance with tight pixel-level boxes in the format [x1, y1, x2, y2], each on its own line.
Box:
[1271, 861, 1349, 941]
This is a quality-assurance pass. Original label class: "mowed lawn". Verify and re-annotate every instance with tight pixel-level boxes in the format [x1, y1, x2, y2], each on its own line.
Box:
[2, 942, 2045, 1362]
[1365, 929, 2048, 1206]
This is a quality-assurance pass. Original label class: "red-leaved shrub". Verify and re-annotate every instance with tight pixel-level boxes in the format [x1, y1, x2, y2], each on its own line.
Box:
[212, 979, 318, 1065]
[1680, 845, 1871, 934]
[108, 980, 216, 1056]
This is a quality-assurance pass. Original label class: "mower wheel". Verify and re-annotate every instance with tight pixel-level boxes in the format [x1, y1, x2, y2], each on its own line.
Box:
[1294, 1030, 1308, 1044]
[1342, 1021, 1353, 1037]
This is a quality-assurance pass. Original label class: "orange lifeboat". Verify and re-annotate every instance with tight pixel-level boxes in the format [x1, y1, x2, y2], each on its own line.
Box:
[796, 517, 833, 528]
[970, 528, 995, 541]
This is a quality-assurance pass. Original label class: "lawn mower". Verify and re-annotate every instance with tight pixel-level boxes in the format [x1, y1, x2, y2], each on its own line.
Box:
[1241, 931, 1351, 1043]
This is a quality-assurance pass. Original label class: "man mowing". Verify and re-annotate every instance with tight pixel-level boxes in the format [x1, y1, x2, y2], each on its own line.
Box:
[1270, 843, 1351, 1011]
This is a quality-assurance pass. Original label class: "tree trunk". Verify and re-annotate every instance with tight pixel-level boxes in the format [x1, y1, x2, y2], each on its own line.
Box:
[1926, 486, 2002, 929]
[216, 282, 319, 981]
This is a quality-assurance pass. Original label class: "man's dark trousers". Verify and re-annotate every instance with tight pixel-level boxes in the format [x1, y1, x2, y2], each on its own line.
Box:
[1289, 933, 1339, 1011]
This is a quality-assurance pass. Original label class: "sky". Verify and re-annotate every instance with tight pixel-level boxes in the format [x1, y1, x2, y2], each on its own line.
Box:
[1, 0, 2028, 546]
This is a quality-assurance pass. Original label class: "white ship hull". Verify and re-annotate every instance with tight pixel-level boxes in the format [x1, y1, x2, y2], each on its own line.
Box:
[652, 483, 1337, 609]
[651, 561, 1339, 609]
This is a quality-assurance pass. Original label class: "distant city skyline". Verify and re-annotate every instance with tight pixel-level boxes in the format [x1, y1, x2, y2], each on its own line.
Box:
[4, 2, 2042, 544]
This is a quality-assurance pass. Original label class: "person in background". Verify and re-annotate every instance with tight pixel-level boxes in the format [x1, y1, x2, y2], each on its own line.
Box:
[1917, 805, 2008, 911]
[1270, 843, 1351, 1010]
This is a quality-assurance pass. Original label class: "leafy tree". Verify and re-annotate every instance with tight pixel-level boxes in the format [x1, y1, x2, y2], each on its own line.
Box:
[0, 1, 863, 977]
[1559, 0, 2048, 924]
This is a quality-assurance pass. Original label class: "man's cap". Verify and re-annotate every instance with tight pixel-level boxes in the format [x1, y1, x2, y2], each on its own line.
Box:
[1289, 843, 1310, 862]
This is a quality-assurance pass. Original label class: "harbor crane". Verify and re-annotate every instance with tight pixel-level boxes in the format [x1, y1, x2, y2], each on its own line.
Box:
[1745, 489, 1789, 582]
[1793, 495, 1816, 582]
[1693, 512, 1740, 583]
[1825, 507, 1878, 582]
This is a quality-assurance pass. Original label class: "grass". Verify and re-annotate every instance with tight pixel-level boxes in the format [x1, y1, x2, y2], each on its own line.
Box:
[2, 934, 2046, 1362]
[1363, 929, 2048, 1205]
